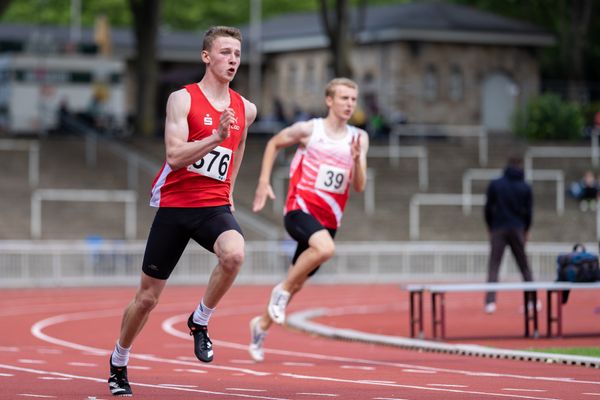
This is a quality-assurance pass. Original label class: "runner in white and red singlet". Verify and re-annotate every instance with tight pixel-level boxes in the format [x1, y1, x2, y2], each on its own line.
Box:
[249, 78, 369, 362]
[108, 26, 256, 396]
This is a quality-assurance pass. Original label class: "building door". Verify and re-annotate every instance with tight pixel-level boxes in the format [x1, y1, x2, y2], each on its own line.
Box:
[482, 73, 518, 133]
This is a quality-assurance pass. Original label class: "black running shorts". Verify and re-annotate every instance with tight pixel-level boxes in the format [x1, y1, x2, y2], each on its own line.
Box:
[284, 210, 336, 277]
[142, 206, 243, 280]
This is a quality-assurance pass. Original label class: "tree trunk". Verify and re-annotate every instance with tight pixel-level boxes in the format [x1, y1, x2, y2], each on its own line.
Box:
[128, 0, 161, 137]
[565, 0, 593, 101]
[319, 0, 353, 79]
[0, 0, 11, 17]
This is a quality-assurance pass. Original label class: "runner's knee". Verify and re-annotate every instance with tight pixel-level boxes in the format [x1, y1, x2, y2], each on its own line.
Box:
[313, 240, 335, 262]
[134, 290, 160, 313]
[218, 246, 245, 274]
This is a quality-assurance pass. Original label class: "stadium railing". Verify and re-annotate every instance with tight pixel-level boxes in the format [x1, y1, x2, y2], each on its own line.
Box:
[390, 124, 488, 167]
[30, 189, 138, 240]
[461, 168, 564, 215]
[0, 240, 582, 288]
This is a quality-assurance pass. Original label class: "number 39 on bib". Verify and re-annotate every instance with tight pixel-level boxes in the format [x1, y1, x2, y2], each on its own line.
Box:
[315, 164, 350, 194]
[187, 145, 232, 181]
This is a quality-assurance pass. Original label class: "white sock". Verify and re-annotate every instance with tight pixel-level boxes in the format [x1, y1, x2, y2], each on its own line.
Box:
[111, 341, 131, 367]
[193, 300, 214, 326]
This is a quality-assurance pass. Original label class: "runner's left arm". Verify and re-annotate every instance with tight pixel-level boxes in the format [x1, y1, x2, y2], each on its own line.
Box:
[229, 98, 257, 209]
[351, 129, 369, 192]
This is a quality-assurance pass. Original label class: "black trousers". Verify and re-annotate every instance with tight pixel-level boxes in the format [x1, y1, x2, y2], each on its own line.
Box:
[485, 228, 533, 304]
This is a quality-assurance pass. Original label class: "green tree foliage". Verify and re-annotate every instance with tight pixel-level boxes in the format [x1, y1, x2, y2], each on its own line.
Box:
[513, 94, 585, 140]
[1, 0, 131, 26]
[1, 0, 405, 30]
[0, 0, 317, 30]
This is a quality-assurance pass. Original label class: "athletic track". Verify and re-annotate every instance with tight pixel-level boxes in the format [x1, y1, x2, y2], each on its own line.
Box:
[1, 284, 599, 399]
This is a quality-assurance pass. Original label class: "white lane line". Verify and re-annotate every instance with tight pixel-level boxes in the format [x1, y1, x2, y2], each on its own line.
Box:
[36, 349, 62, 355]
[158, 383, 198, 388]
[502, 389, 547, 392]
[282, 362, 315, 367]
[17, 395, 56, 398]
[30, 313, 271, 377]
[227, 388, 268, 392]
[0, 346, 19, 352]
[402, 369, 436, 374]
[230, 359, 256, 364]
[359, 380, 397, 384]
[428, 384, 469, 388]
[31, 308, 600, 388]
[0, 372, 15, 376]
[281, 373, 561, 400]
[38, 377, 72, 380]
[68, 362, 97, 367]
[128, 365, 151, 370]
[582, 393, 600, 396]
[18, 359, 46, 364]
[174, 368, 207, 374]
[0, 363, 289, 399]
[297, 393, 338, 397]
[373, 397, 408, 400]
[340, 365, 375, 370]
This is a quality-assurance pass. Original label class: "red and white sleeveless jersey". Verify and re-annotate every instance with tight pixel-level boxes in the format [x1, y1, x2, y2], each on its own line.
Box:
[284, 118, 358, 229]
[150, 84, 246, 207]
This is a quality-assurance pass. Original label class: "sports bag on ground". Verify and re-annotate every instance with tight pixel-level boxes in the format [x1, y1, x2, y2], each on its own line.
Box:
[556, 244, 600, 283]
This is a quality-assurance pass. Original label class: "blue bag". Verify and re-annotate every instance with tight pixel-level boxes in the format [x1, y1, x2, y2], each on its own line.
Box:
[556, 244, 600, 283]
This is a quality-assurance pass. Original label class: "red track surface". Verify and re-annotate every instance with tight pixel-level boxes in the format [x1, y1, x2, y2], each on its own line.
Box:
[1, 284, 599, 399]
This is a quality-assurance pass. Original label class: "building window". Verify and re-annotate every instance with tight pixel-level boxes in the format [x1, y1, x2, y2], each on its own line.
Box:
[449, 65, 464, 101]
[423, 65, 438, 101]
[287, 63, 297, 97]
[305, 60, 317, 95]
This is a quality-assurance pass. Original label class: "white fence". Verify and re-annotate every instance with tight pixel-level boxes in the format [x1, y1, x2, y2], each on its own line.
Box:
[0, 139, 39, 187]
[409, 194, 486, 240]
[461, 168, 564, 215]
[391, 124, 488, 166]
[0, 240, 580, 288]
[30, 189, 138, 240]
[524, 146, 592, 181]
[369, 145, 428, 190]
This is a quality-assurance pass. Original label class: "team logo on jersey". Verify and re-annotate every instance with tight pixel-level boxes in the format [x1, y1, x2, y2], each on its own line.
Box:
[230, 115, 240, 131]
[204, 114, 213, 126]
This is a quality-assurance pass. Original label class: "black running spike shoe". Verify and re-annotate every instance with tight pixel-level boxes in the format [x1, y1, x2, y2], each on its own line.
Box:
[108, 355, 132, 396]
[187, 313, 214, 362]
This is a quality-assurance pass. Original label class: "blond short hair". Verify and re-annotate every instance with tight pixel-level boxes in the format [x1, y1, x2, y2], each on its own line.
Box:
[324, 77, 359, 98]
[202, 26, 243, 51]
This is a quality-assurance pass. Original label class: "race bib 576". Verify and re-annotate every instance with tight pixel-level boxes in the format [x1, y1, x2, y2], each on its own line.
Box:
[187, 145, 232, 181]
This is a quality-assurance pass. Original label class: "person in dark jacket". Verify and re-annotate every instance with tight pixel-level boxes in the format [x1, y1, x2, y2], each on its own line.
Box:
[483, 156, 534, 314]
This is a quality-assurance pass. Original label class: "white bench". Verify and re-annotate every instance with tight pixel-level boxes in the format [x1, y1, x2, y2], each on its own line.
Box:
[390, 124, 488, 166]
[0, 139, 40, 187]
[405, 281, 600, 340]
[461, 168, 565, 216]
[409, 193, 486, 240]
[31, 189, 138, 240]
[368, 145, 428, 190]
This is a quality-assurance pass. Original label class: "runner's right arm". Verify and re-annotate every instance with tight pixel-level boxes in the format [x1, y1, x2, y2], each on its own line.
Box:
[164, 89, 233, 170]
[252, 120, 313, 212]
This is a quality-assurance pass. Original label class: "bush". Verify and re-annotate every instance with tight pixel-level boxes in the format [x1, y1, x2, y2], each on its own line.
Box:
[513, 94, 585, 140]
[581, 101, 600, 126]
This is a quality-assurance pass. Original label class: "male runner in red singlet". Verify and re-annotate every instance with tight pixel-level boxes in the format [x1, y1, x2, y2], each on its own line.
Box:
[108, 26, 256, 396]
[248, 78, 369, 362]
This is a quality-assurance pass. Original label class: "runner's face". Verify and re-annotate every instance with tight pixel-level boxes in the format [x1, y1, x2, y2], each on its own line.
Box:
[327, 85, 358, 121]
[203, 36, 241, 82]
